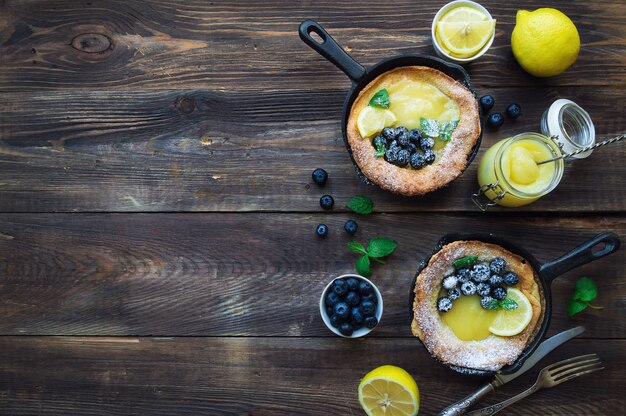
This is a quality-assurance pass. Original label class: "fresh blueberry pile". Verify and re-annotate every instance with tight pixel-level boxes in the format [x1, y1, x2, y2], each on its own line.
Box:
[324, 276, 379, 336]
[373, 126, 436, 170]
[437, 256, 520, 312]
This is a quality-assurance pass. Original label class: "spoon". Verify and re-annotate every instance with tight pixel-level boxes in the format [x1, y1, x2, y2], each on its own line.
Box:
[537, 133, 626, 165]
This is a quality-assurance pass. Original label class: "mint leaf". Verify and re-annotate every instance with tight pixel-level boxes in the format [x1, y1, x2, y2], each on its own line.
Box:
[484, 298, 499, 310]
[440, 120, 459, 141]
[453, 255, 478, 270]
[373, 140, 386, 157]
[347, 241, 367, 255]
[567, 299, 588, 317]
[369, 89, 390, 109]
[420, 117, 440, 138]
[356, 255, 371, 277]
[367, 237, 398, 258]
[573, 277, 597, 302]
[500, 298, 519, 311]
[347, 195, 374, 215]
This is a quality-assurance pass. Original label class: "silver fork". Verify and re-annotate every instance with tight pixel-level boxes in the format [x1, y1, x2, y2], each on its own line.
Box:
[466, 354, 604, 415]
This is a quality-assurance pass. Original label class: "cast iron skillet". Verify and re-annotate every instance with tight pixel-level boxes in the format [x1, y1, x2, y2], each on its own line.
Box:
[409, 231, 621, 376]
[298, 20, 482, 187]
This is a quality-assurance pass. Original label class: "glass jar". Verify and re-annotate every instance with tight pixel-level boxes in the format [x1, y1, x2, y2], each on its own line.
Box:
[473, 133, 564, 210]
[540, 99, 595, 159]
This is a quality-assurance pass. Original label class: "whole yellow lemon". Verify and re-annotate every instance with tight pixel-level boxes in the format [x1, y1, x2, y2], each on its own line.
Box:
[511, 8, 580, 77]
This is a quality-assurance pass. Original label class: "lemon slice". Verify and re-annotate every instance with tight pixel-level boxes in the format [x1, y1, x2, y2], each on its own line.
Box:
[436, 19, 495, 58]
[357, 107, 397, 138]
[358, 365, 419, 416]
[440, 5, 490, 23]
[489, 288, 533, 337]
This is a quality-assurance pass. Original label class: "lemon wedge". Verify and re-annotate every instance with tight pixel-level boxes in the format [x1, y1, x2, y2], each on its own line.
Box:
[488, 288, 533, 337]
[358, 365, 419, 416]
[436, 6, 495, 58]
[357, 107, 397, 138]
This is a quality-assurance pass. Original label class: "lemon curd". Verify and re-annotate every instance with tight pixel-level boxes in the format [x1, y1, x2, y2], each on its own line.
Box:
[477, 133, 564, 207]
[386, 78, 460, 130]
[441, 294, 498, 341]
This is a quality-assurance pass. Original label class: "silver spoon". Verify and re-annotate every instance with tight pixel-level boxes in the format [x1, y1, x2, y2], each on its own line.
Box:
[537, 133, 626, 165]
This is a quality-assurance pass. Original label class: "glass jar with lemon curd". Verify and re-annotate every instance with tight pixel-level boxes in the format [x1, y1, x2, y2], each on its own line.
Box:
[473, 133, 564, 210]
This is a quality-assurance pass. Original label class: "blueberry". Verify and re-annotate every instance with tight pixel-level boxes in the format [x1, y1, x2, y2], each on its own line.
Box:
[345, 277, 359, 291]
[339, 322, 354, 336]
[382, 127, 396, 140]
[398, 132, 410, 146]
[362, 293, 378, 304]
[344, 291, 361, 306]
[420, 137, 435, 150]
[408, 129, 422, 143]
[410, 153, 426, 169]
[316, 224, 328, 237]
[312, 168, 328, 186]
[492, 286, 507, 301]
[437, 297, 453, 312]
[479, 95, 495, 112]
[332, 279, 348, 296]
[389, 140, 401, 152]
[326, 305, 334, 317]
[359, 300, 376, 316]
[476, 282, 491, 297]
[325, 291, 341, 307]
[333, 302, 350, 320]
[364, 316, 379, 329]
[423, 149, 436, 164]
[319, 195, 334, 210]
[442, 275, 458, 290]
[330, 314, 343, 328]
[396, 149, 410, 167]
[405, 142, 418, 155]
[372, 135, 386, 151]
[457, 268, 471, 283]
[489, 274, 503, 287]
[461, 281, 477, 296]
[487, 113, 504, 130]
[385, 148, 399, 163]
[480, 296, 497, 310]
[358, 281, 372, 296]
[506, 103, 522, 120]
[502, 271, 519, 286]
[471, 263, 491, 282]
[350, 307, 364, 325]
[448, 288, 461, 300]
[344, 219, 358, 236]
[489, 257, 507, 275]
[394, 126, 408, 136]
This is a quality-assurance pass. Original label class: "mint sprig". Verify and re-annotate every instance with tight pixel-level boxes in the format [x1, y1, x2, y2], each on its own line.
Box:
[453, 255, 478, 270]
[347, 195, 374, 215]
[348, 237, 398, 277]
[373, 140, 386, 157]
[420, 117, 459, 141]
[567, 277, 603, 317]
[440, 120, 459, 141]
[369, 89, 390, 109]
[484, 297, 519, 311]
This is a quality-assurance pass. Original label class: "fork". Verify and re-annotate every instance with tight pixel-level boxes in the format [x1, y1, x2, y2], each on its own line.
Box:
[466, 354, 604, 415]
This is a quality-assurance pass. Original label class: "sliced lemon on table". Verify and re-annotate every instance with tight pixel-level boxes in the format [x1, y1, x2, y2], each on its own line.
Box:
[436, 6, 495, 58]
[358, 365, 419, 416]
[357, 107, 397, 138]
[488, 288, 533, 337]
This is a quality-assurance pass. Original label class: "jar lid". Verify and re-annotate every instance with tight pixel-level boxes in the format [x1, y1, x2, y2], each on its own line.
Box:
[540, 99, 595, 159]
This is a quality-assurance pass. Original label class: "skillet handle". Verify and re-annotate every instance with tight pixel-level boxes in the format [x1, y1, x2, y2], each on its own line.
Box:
[539, 232, 621, 283]
[299, 20, 366, 82]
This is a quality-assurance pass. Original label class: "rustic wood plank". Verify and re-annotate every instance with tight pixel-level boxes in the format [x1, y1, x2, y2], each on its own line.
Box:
[0, 336, 623, 415]
[1, 87, 625, 213]
[1, 0, 625, 92]
[1, 213, 624, 336]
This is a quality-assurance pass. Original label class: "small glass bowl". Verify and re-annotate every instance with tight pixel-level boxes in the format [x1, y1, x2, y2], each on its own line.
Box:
[319, 274, 383, 338]
[431, 0, 495, 64]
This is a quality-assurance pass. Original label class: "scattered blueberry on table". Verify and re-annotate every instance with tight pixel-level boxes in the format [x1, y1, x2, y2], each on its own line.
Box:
[506, 103, 522, 119]
[479, 95, 495, 112]
[319, 194, 334, 210]
[312, 168, 328, 186]
[315, 224, 328, 237]
[487, 113, 504, 130]
[344, 219, 358, 235]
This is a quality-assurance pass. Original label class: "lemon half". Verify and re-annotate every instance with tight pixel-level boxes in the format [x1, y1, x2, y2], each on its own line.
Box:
[358, 365, 419, 416]
[357, 107, 397, 138]
[488, 288, 533, 337]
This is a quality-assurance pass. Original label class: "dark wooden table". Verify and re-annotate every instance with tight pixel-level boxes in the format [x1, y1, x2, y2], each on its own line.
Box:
[1, 1, 625, 414]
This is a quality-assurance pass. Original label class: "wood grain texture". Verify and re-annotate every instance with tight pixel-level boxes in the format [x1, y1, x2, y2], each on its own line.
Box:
[1, 213, 624, 337]
[1, 0, 625, 92]
[0, 336, 623, 415]
[1, 87, 625, 213]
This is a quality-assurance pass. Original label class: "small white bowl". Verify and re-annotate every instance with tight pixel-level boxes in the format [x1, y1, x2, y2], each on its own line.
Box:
[431, 0, 495, 64]
[319, 274, 383, 338]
